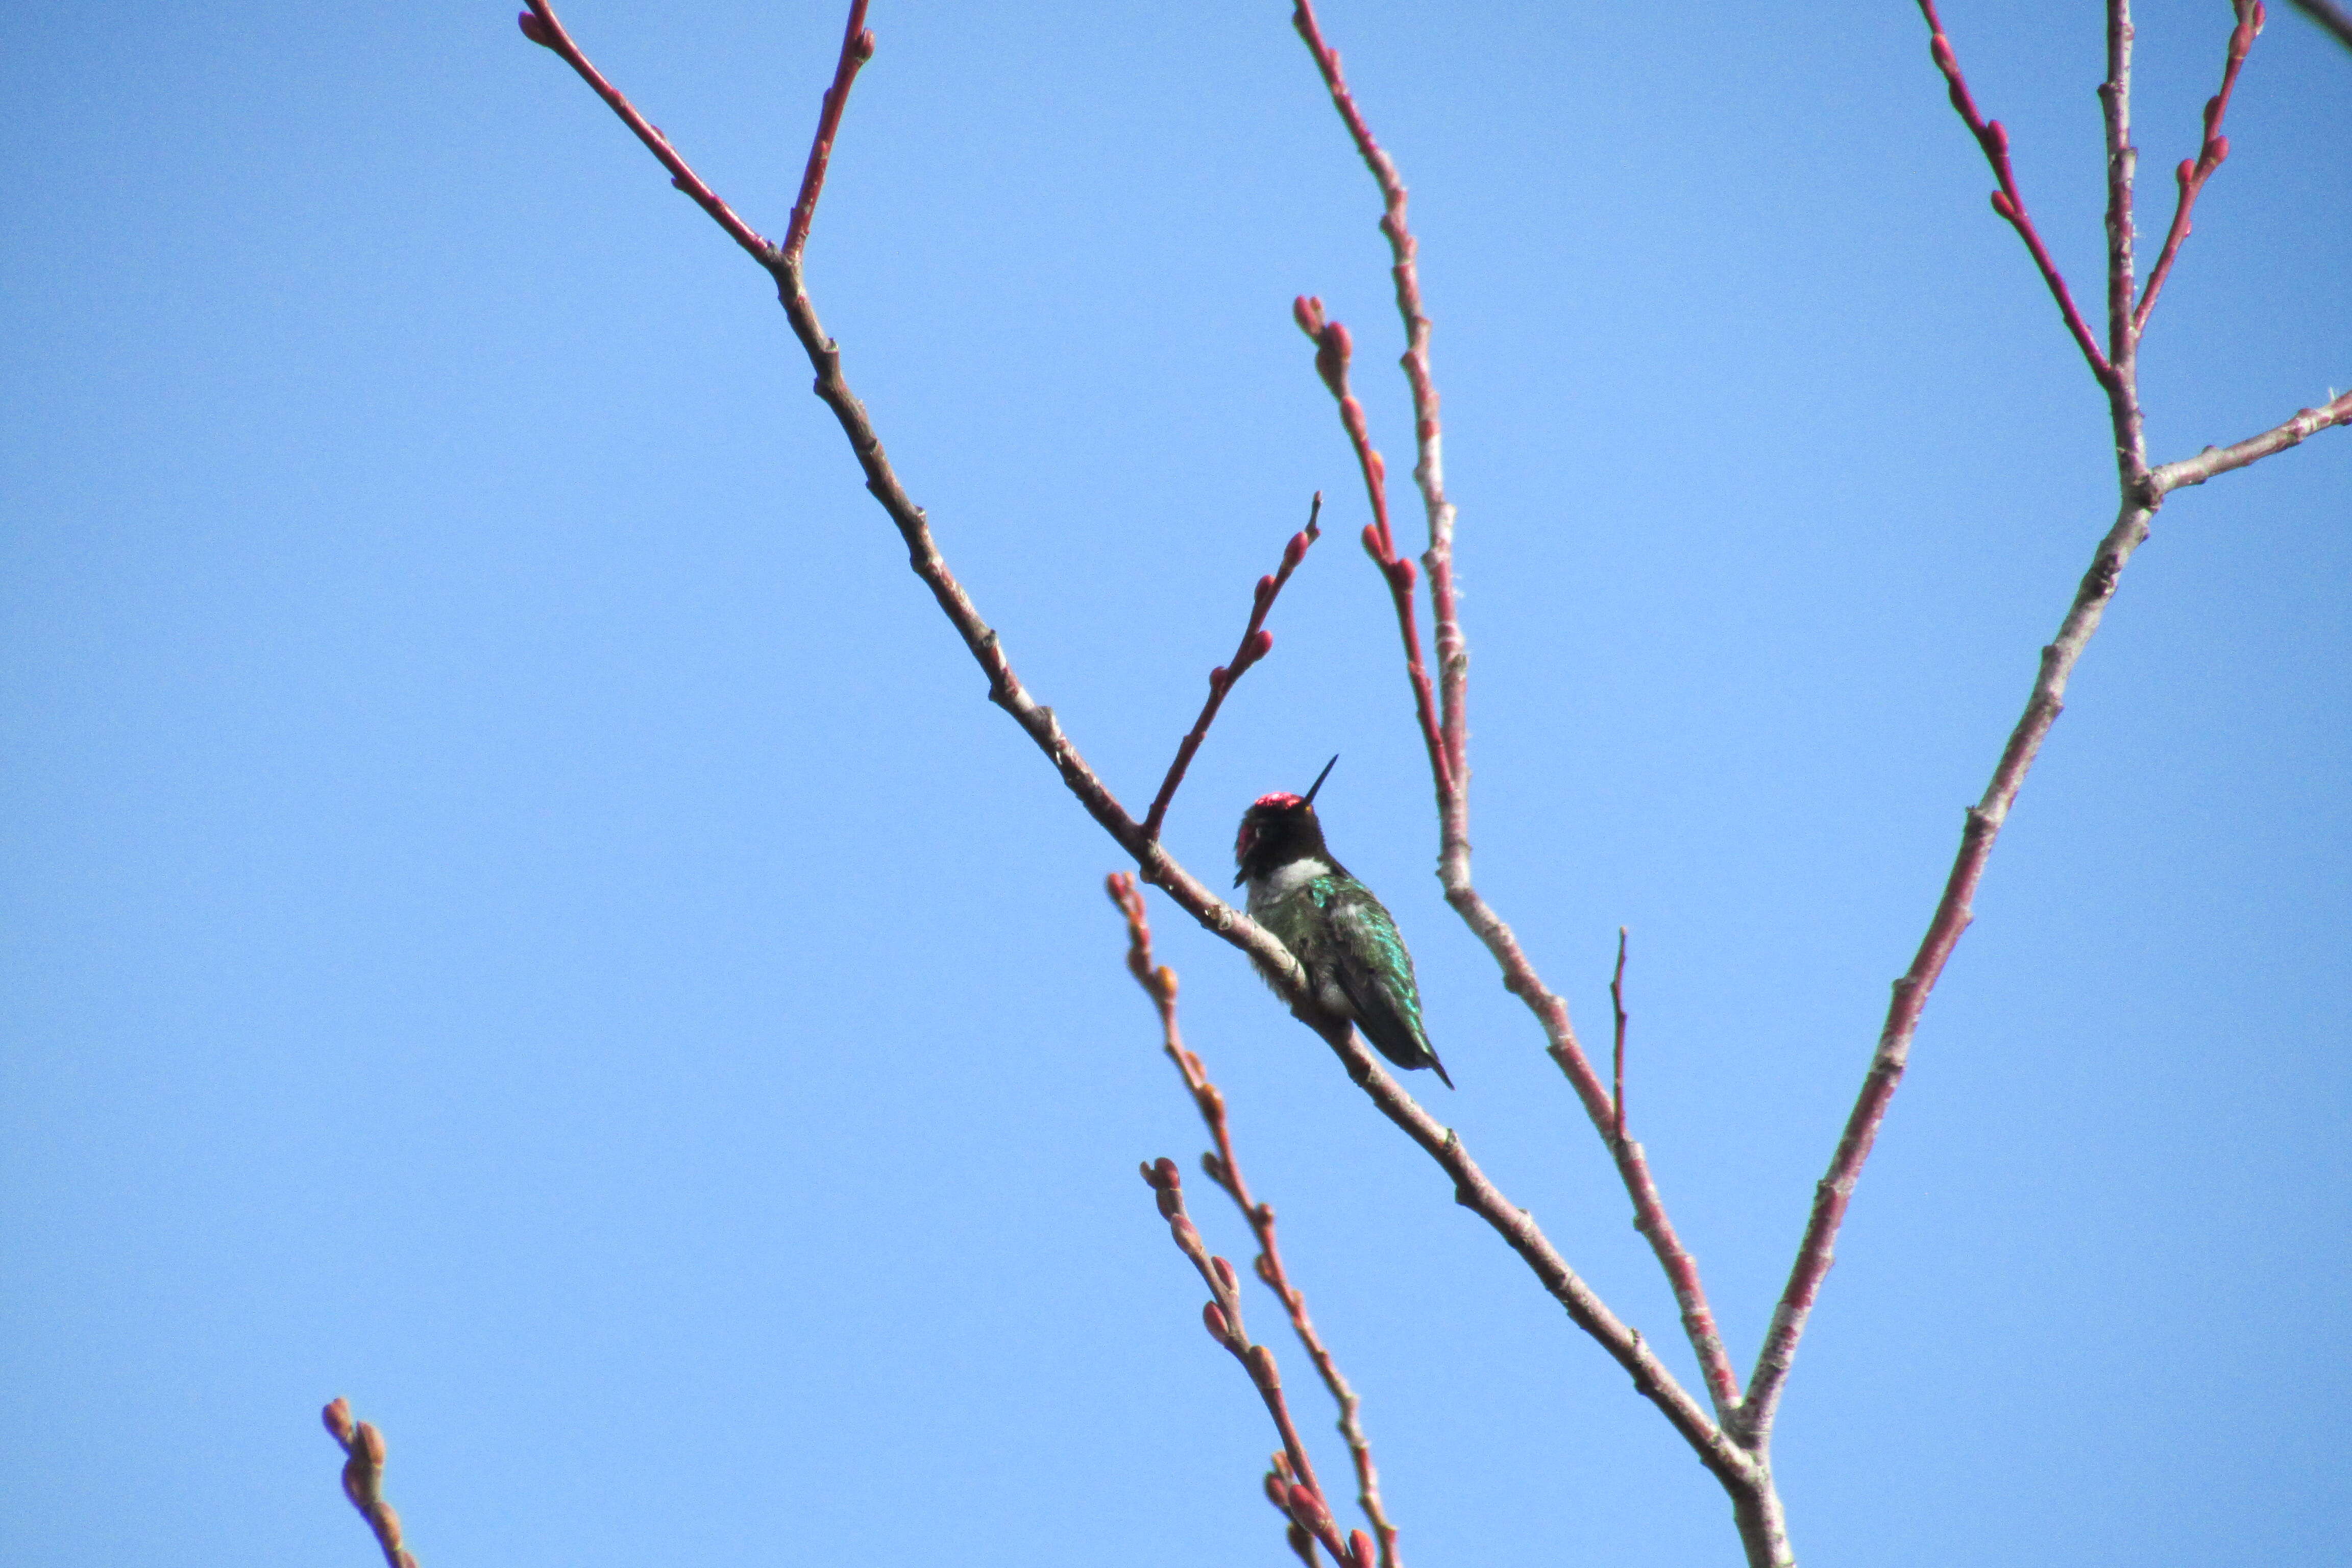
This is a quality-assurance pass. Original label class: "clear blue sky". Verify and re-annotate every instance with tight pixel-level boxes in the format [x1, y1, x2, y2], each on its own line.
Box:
[5, 3, 2346, 1564]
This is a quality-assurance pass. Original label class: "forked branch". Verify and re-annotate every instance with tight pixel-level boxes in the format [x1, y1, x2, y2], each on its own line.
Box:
[519, 0, 1743, 1509]
[1110, 873, 1402, 1568]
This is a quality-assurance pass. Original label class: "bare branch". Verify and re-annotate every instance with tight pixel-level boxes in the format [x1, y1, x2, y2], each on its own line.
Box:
[1745, 485, 2159, 1443]
[1915, 1, 2116, 385]
[518, 13, 1749, 1501]
[1289, 1, 1465, 802]
[2136, 2, 2265, 334]
[1142, 497, 1325, 842]
[2153, 389, 2352, 491]
[1290, 296, 1449, 797]
[1286, 4, 1745, 1439]
[2287, 0, 2352, 51]
[1110, 875, 1402, 1568]
[781, 0, 875, 263]
[517, 4, 774, 263]
[1141, 1157, 1370, 1568]
[321, 1399, 420, 1568]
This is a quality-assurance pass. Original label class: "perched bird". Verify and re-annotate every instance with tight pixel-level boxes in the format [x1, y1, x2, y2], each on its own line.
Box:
[1233, 757, 1453, 1088]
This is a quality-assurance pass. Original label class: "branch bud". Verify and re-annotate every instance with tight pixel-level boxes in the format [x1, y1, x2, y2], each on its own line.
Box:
[1208, 664, 1228, 690]
[517, 10, 556, 47]
[355, 1422, 387, 1469]
[1287, 1524, 1316, 1566]
[322, 1398, 355, 1445]
[1155, 965, 1178, 996]
[1929, 32, 1955, 74]
[1196, 1082, 1224, 1117]
[1389, 556, 1418, 592]
[1254, 572, 1277, 605]
[1212, 1255, 1238, 1293]
[1350, 1529, 1376, 1567]
[1286, 1483, 1330, 1534]
[1203, 1300, 1231, 1341]
[2175, 158, 2194, 190]
[1246, 628, 1275, 662]
[2204, 134, 2228, 169]
[1989, 189, 2017, 220]
[1264, 1469, 1292, 1509]
[1360, 524, 1386, 562]
[1248, 1344, 1281, 1388]
[1292, 295, 1326, 338]
[1982, 119, 2007, 158]
[1200, 1150, 1227, 1184]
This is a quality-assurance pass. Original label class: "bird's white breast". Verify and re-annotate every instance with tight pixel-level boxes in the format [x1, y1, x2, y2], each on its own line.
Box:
[1247, 856, 1331, 918]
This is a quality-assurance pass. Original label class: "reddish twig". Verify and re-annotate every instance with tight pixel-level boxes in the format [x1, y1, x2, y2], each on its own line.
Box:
[1745, 5, 2166, 1462]
[517, 4, 775, 263]
[782, 1, 875, 262]
[1291, 296, 1449, 798]
[1141, 1157, 1371, 1568]
[1289, 1, 1466, 805]
[321, 1399, 420, 1568]
[1142, 497, 1325, 841]
[518, 28, 1748, 1502]
[2135, 2, 2264, 334]
[1109, 875, 1402, 1568]
[1287, 3, 1746, 1449]
[2151, 389, 2352, 492]
[2288, 0, 2352, 48]
[1916, 0, 2116, 385]
[1609, 928, 1629, 1146]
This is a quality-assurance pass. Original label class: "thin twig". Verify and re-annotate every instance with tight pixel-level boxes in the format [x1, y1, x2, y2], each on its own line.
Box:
[2150, 389, 2352, 491]
[781, 1, 875, 263]
[1142, 498, 1325, 842]
[517, 4, 774, 263]
[1289, 1, 1465, 800]
[321, 1399, 420, 1568]
[1744, 0, 2171, 1459]
[1286, 3, 1746, 1441]
[2135, 2, 2264, 334]
[1109, 875, 1402, 1568]
[520, 3, 1748, 1495]
[1609, 928, 1629, 1147]
[1290, 296, 1449, 796]
[1915, 0, 2116, 385]
[2286, 0, 2352, 52]
[1141, 1157, 1373, 1568]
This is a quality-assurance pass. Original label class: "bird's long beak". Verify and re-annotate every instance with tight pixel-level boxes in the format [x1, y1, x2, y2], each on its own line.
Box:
[1303, 753, 1338, 805]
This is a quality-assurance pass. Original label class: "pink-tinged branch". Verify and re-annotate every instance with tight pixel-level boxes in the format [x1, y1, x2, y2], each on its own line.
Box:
[518, 4, 776, 264]
[1142, 497, 1326, 842]
[1292, 297, 1450, 798]
[1142, 1157, 1369, 1568]
[1916, 1, 2116, 386]
[2136, 2, 2263, 333]
[1289, 0, 1465, 808]
[321, 1399, 420, 1568]
[1110, 875, 1402, 1568]
[1742, 482, 2158, 1447]
[2287, 0, 2352, 48]
[519, 27, 1747, 1501]
[1284, 13, 1755, 1518]
[1285, 6, 1746, 1448]
[782, 0, 875, 263]
[2150, 389, 2352, 492]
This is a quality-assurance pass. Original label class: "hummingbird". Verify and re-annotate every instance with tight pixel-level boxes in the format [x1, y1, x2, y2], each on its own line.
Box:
[1233, 756, 1454, 1088]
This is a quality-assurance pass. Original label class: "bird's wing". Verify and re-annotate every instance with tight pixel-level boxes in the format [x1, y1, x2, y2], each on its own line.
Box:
[1330, 897, 1435, 1070]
